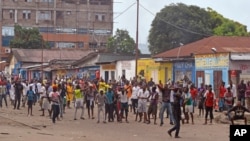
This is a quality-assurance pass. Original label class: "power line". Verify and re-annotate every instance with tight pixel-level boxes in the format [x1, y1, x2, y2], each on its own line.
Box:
[114, 2, 136, 20]
[139, 3, 212, 37]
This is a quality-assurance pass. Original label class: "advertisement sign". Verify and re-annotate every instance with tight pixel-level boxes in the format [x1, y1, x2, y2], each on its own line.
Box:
[195, 53, 229, 69]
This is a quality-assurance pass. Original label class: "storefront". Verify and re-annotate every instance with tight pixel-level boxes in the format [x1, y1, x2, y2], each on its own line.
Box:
[137, 58, 172, 84]
[100, 64, 116, 82]
[195, 53, 229, 96]
[230, 60, 250, 85]
[116, 60, 135, 81]
[77, 66, 100, 80]
[173, 61, 195, 83]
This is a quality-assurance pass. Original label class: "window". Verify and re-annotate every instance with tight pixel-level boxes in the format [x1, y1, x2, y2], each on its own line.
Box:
[9, 10, 14, 19]
[38, 11, 51, 20]
[102, 15, 105, 21]
[40, 0, 54, 2]
[95, 14, 105, 21]
[25, 0, 32, 2]
[22, 10, 31, 19]
[89, 42, 97, 48]
[78, 42, 84, 48]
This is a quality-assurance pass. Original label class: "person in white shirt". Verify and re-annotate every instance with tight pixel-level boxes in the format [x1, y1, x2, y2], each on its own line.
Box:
[21, 80, 28, 107]
[95, 89, 107, 123]
[131, 83, 140, 114]
[119, 88, 129, 123]
[40, 83, 50, 117]
[9, 83, 15, 105]
[138, 85, 150, 123]
[229, 80, 237, 106]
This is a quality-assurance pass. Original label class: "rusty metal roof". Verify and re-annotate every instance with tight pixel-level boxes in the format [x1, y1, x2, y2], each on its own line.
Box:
[154, 36, 250, 58]
[12, 48, 94, 63]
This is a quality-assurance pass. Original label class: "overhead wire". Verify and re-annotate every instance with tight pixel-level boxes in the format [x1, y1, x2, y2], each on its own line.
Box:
[114, 2, 136, 20]
[139, 3, 212, 37]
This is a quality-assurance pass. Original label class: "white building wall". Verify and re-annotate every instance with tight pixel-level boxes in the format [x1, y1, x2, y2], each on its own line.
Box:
[116, 60, 135, 81]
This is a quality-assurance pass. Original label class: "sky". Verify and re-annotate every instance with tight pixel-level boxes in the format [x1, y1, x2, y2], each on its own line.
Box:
[113, 0, 250, 45]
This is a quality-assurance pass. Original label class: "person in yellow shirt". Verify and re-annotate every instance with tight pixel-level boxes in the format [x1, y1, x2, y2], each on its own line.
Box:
[98, 79, 107, 93]
[66, 82, 74, 108]
[73, 85, 84, 120]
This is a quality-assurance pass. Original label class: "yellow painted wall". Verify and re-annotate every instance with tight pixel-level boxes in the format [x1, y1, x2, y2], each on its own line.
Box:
[137, 58, 172, 84]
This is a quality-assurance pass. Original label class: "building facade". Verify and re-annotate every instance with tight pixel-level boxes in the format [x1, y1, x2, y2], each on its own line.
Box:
[195, 53, 230, 96]
[137, 58, 172, 84]
[173, 61, 195, 83]
[0, 0, 113, 62]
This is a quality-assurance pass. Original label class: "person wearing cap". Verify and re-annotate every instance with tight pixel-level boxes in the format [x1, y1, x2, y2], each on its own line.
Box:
[224, 85, 234, 111]
[95, 89, 107, 123]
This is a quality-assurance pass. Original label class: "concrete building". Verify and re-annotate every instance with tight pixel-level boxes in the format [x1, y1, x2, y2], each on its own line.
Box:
[0, 0, 113, 63]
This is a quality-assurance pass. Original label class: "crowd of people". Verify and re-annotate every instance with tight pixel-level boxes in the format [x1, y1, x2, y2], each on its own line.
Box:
[0, 74, 250, 138]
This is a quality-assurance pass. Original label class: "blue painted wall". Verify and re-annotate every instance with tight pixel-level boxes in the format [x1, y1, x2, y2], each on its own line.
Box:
[173, 61, 196, 83]
[78, 66, 100, 80]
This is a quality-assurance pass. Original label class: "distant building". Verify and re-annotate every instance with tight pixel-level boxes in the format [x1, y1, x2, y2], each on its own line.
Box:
[0, 0, 113, 67]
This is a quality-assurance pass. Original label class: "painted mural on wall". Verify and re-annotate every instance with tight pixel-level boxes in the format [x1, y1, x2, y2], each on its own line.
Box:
[78, 66, 99, 80]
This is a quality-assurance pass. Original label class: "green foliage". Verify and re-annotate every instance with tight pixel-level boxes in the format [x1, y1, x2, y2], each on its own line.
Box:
[149, 3, 249, 55]
[10, 25, 49, 49]
[107, 29, 139, 54]
[208, 8, 249, 36]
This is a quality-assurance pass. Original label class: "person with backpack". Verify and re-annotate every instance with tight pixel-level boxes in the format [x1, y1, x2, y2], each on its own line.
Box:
[27, 86, 35, 116]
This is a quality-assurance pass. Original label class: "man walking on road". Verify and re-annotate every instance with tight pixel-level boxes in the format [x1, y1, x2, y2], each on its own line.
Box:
[14, 80, 23, 110]
[168, 88, 182, 138]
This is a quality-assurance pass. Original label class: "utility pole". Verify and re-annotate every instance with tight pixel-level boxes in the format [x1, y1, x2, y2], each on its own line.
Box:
[0, 0, 2, 63]
[135, 0, 139, 77]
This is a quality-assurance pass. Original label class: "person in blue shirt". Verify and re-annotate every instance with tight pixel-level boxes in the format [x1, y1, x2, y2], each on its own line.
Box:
[105, 87, 114, 122]
[27, 86, 35, 116]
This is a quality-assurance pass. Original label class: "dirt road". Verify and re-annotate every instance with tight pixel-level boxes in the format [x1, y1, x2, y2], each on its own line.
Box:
[0, 104, 230, 141]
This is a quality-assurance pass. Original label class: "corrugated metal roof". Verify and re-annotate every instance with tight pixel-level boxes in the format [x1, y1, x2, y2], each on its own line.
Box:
[96, 53, 151, 64]
[154, 36, 250, 58]
[12, 48, 94, 63]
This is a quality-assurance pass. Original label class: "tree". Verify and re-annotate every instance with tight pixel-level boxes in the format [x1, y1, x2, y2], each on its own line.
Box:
[208, 8, 249, 36]
[107, 29, 139, 54]
[148, 3, 249, 55]
[10, 25, 49, 49]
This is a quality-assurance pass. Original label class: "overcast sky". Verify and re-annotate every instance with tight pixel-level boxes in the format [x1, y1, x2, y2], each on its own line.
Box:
[113, 0, 250, 44]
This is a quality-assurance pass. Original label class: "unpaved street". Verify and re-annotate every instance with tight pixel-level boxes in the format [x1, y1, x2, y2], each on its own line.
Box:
[0, 105, 230, 141]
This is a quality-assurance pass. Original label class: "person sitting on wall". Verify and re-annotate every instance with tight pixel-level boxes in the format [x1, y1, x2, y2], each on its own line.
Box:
[227, 101, 250, 125]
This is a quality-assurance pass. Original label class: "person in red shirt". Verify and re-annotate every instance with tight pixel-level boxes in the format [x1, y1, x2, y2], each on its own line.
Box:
[219, 81, 226, 112]
[189, 84, 198, 111]
[204, 85, 216, 125]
